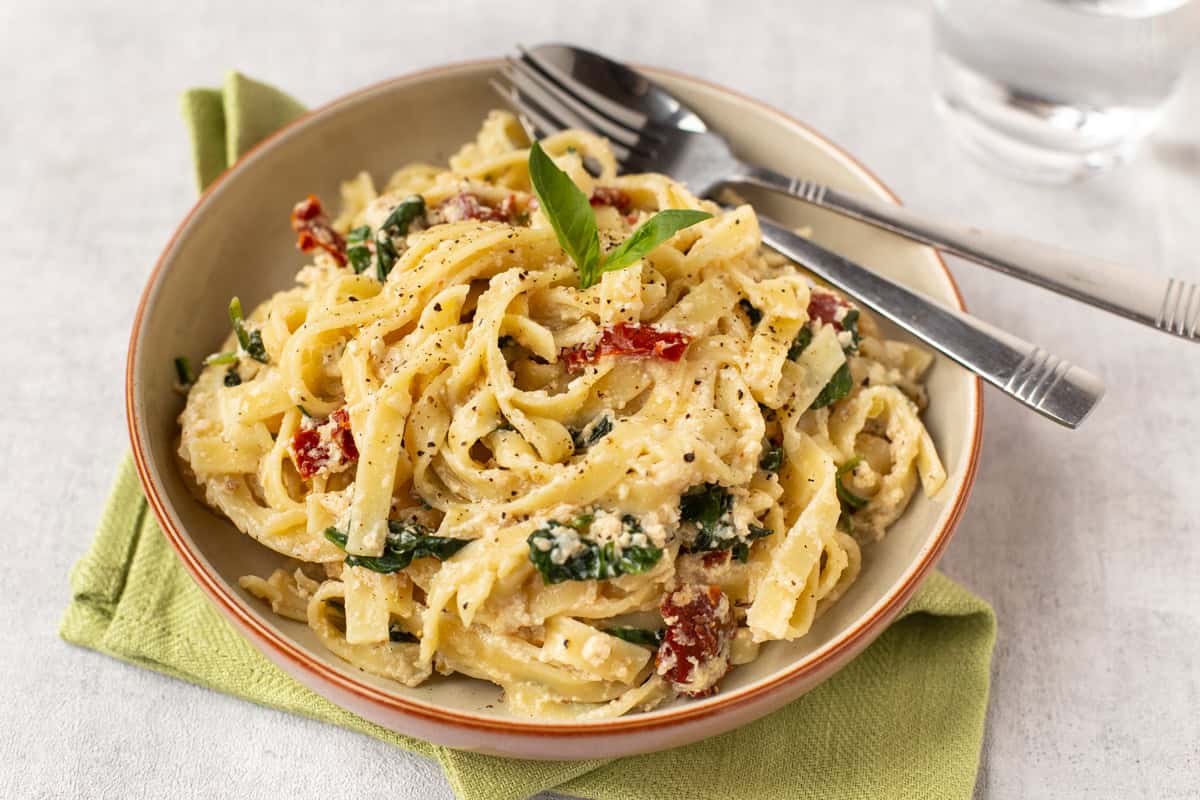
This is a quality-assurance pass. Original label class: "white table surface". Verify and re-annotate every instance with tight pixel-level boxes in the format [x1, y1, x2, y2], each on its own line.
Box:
[3, 1, 1198, 797]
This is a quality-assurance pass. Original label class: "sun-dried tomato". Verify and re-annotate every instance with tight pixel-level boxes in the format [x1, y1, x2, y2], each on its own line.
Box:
[560, 322, 691, 373]
[292, 408, 358, 479]
[589, 186, 633, 215]
[440, 192, 509, 223]
[656, 584, 735, 697]
[290, 195, 347, 267]
[807, 288, 852, 330]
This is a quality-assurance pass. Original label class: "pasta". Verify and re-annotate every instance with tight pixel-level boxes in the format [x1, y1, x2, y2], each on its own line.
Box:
[177, 112, 946, 718]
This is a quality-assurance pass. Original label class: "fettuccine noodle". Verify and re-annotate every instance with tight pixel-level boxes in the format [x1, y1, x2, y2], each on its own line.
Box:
[177, 112, 945, 718]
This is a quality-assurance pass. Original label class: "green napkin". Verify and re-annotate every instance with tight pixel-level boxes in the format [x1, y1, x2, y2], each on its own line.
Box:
[62, 72, 996, 800]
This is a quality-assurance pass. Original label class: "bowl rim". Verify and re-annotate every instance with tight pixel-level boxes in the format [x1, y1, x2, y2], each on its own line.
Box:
[126, 57, 983, 737]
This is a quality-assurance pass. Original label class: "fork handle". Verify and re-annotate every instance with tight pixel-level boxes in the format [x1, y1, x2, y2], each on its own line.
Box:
[737, 165, 1199, 342]
[757, 217, 1105, 428]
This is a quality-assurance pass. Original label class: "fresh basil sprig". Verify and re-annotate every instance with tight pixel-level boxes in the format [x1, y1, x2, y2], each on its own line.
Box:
[527, 142, 711, 289]
[324, 520, 469, 574]
[228, 297, 268, 363]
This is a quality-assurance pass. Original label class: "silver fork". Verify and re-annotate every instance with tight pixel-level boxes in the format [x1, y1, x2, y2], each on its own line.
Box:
[506, 44, 1198, 343]
[491, 46, 1107, 428]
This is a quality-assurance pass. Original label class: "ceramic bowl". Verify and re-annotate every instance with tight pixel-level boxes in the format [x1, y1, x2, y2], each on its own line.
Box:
[127, 59, 982, 760]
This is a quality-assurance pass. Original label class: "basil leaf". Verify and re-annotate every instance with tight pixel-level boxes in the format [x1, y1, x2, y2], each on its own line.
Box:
[787, 325, 814, 361]
[600, 209, 711, 276]
[346, 225, 372, 274]
[810, 362, 853, 409]
[228, 297, 268, 363]
[173, 356, 194, 386]
[526, 515, 662, 584]
[528, 141, 602, 288]
[324, 521, 470, 574]
[603, 627, 664, 648]
[836, 457, 869, 512]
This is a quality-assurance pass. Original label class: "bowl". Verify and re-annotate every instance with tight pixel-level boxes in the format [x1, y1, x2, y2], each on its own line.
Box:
[127, 59, 982, 759]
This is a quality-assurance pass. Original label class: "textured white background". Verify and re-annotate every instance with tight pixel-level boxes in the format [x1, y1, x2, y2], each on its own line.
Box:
[2, 1, 1198, 798]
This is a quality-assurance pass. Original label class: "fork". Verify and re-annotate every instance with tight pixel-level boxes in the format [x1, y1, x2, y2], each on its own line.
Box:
[491, 45, 1107, 428]
[504, 45, 1198, 344]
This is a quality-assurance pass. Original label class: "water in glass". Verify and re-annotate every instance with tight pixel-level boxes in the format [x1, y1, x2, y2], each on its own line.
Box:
[933, 0, 1197, 181]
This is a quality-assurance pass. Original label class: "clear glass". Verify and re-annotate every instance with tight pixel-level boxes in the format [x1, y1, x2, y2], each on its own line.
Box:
[932, 0, 1198, 182]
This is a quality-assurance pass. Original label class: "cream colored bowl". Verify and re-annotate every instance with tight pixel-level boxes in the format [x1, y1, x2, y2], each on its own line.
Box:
[127, 60, 982, 760]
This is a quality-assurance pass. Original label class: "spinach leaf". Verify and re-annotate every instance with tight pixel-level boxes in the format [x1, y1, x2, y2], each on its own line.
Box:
[526, 514, 661, 584]
[173, 356, 194, 386]
[841, 309, 861, 353]
[381, 195, 426, 237]
[739, 298, 763, 326]
[603, 626, 664, 648]
[599, 209, 712, 276]
[787, 326, 814, 361]
[223, 368, 242, 387]
[759, 444, 783, 473]
[228, 297, 268, 363]
[324, 520, 470, 574]
[374, 231, 398, 281]
[835, 456, 869, 512]
[681, 483, 774, 560]
[810, 362, 853, 409]
[528, 141, 602, 287]
[732, 524, 774, 563]
[571, 414, 613, 452]
[680, 483, 733, 551]
[374, 194, 426, 281]
[346, 225, 372, 274]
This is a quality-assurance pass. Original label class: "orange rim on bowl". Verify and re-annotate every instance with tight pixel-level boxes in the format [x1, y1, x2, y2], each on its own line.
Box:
[126, 59, 983, 740]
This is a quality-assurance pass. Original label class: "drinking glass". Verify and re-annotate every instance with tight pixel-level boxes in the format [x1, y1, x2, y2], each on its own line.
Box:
[932, 0, 1198, 182]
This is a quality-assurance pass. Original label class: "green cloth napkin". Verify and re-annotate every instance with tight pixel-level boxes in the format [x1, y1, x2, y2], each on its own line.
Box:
[62, 72, 996, 800]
